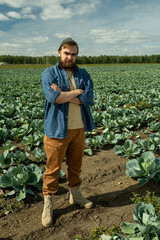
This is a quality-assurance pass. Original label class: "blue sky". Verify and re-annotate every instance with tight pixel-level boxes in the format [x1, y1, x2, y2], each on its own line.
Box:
[0, 0, 160, 56]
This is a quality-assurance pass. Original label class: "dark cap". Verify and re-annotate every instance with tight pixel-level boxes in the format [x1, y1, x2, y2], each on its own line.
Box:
[58, 38, 79, 54]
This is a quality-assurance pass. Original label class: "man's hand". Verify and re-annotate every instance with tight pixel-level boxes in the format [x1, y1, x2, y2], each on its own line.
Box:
[74, 89, 84, 95]
[51, 84, 61, 91]
[69, 97, 82, 105]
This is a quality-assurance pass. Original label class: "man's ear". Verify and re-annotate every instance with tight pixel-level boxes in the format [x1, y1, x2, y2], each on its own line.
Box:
[58, 50, 61, 57]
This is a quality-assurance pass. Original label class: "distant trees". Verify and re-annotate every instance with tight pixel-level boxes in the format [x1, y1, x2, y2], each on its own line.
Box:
[76, 55, 160, 64]
[0, 55, 59, 65]
[0, 54, 160, 65]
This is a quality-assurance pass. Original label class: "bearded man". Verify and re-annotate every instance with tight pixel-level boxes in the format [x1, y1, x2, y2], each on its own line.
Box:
[41, 38, 95, 227]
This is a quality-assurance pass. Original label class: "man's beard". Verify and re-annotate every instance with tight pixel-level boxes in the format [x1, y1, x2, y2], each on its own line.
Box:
[59, 58, 75, 70]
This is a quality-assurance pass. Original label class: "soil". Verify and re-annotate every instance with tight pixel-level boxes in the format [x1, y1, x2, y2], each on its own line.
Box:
[0, 131, 160, 240]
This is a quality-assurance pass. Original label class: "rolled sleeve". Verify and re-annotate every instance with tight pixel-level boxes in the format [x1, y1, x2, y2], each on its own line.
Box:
[78, 73, 94, 106]
[42, 68, 61, 104]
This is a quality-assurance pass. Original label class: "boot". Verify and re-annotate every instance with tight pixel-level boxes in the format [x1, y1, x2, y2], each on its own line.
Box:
[69, 186, 93, 209]
[41, 195, 53, 227]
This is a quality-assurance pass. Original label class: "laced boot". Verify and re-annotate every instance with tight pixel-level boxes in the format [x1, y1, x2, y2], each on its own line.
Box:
[69, 186, 93, 209]
[41, 195, 53, 227]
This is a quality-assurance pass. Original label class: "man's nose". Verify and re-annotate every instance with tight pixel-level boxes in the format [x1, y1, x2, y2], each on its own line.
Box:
[68, 54, 72, 60]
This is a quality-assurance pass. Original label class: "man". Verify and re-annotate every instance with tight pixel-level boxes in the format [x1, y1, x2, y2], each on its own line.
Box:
[41, 38, 95, 227]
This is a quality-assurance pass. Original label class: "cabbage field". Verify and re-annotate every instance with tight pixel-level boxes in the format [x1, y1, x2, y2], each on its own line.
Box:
[0, 64, 160, 239]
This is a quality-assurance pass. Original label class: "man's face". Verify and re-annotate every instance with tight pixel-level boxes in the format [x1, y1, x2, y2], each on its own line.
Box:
[58, 45, 78, 70]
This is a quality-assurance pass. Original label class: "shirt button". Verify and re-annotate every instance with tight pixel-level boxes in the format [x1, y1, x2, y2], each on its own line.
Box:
[65, 116, 68, 118]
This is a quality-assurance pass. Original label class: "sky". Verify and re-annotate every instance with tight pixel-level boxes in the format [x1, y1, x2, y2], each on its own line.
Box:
[0, 0, 160, 57]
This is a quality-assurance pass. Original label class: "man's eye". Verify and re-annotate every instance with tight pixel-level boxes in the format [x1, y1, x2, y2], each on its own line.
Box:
[64, 52, 76, 56]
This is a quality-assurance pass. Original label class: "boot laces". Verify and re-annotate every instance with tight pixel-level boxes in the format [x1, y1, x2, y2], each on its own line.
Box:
[43, 196, 52, 216]
[77, 188, 83, 198]
[74, 188, 87, 203]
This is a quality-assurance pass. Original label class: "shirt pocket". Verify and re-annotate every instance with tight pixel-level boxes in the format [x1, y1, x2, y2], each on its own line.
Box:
[58, 81, 70, 91]
[76, 78, 85, 89]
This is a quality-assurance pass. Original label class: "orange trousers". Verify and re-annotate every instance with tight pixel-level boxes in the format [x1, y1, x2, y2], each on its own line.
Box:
[43, 128, 85, 196]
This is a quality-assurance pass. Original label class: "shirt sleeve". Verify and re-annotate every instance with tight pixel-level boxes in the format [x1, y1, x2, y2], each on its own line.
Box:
[77, 70, 94, 106]
[42, 68, 61, 104]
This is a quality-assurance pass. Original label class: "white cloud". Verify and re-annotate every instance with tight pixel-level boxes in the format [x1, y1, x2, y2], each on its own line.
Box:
[39, 0, 99, 21]
[0, 0, 99, 21]
[103, 44, 160, 56]
[23, 13, 36, 20]
[19, 36, 49, 44]
[21, 7, 32, 14]
[125, 3, 139, 10]
[72, 0, 100, 15]
[21, 7, 36, 19]
[0, 30, 7, 36]
[0, 42, 24, 55]
[88, 29, 159, 44]
[0, 0, 33, 8]
[0, 0, 77, 9]
[0, 36, 50, 56]
[0, 36, 48, 49]
[6, 8, 36, 20]
[124, 0, 139, 10]
[123, 45, 160, 55]
[0, 13, 9, 20]
[32, 36, 49, 43]
[54, 33, 71, 39]
[40, 4, 74, 20]
[0, 42, 23, 47]
[7, 11, 22, 19]
[43, 50, 58, 56]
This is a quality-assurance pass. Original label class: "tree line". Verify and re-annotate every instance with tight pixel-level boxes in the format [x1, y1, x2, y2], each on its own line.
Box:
[1, 54, 160, 65]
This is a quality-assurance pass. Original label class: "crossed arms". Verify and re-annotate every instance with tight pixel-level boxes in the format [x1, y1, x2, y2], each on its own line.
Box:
[50, 83, 83, 105]
[42, 68, 93, 106]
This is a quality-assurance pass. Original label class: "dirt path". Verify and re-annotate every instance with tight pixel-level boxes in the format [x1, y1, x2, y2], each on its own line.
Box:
[0, 147, 160, 240]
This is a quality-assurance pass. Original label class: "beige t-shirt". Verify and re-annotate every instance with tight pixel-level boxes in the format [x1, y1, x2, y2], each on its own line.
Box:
[67, 71, 84, 129]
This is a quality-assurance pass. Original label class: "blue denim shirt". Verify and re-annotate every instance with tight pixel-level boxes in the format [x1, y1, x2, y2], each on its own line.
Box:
[42, 61, 95, 138]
